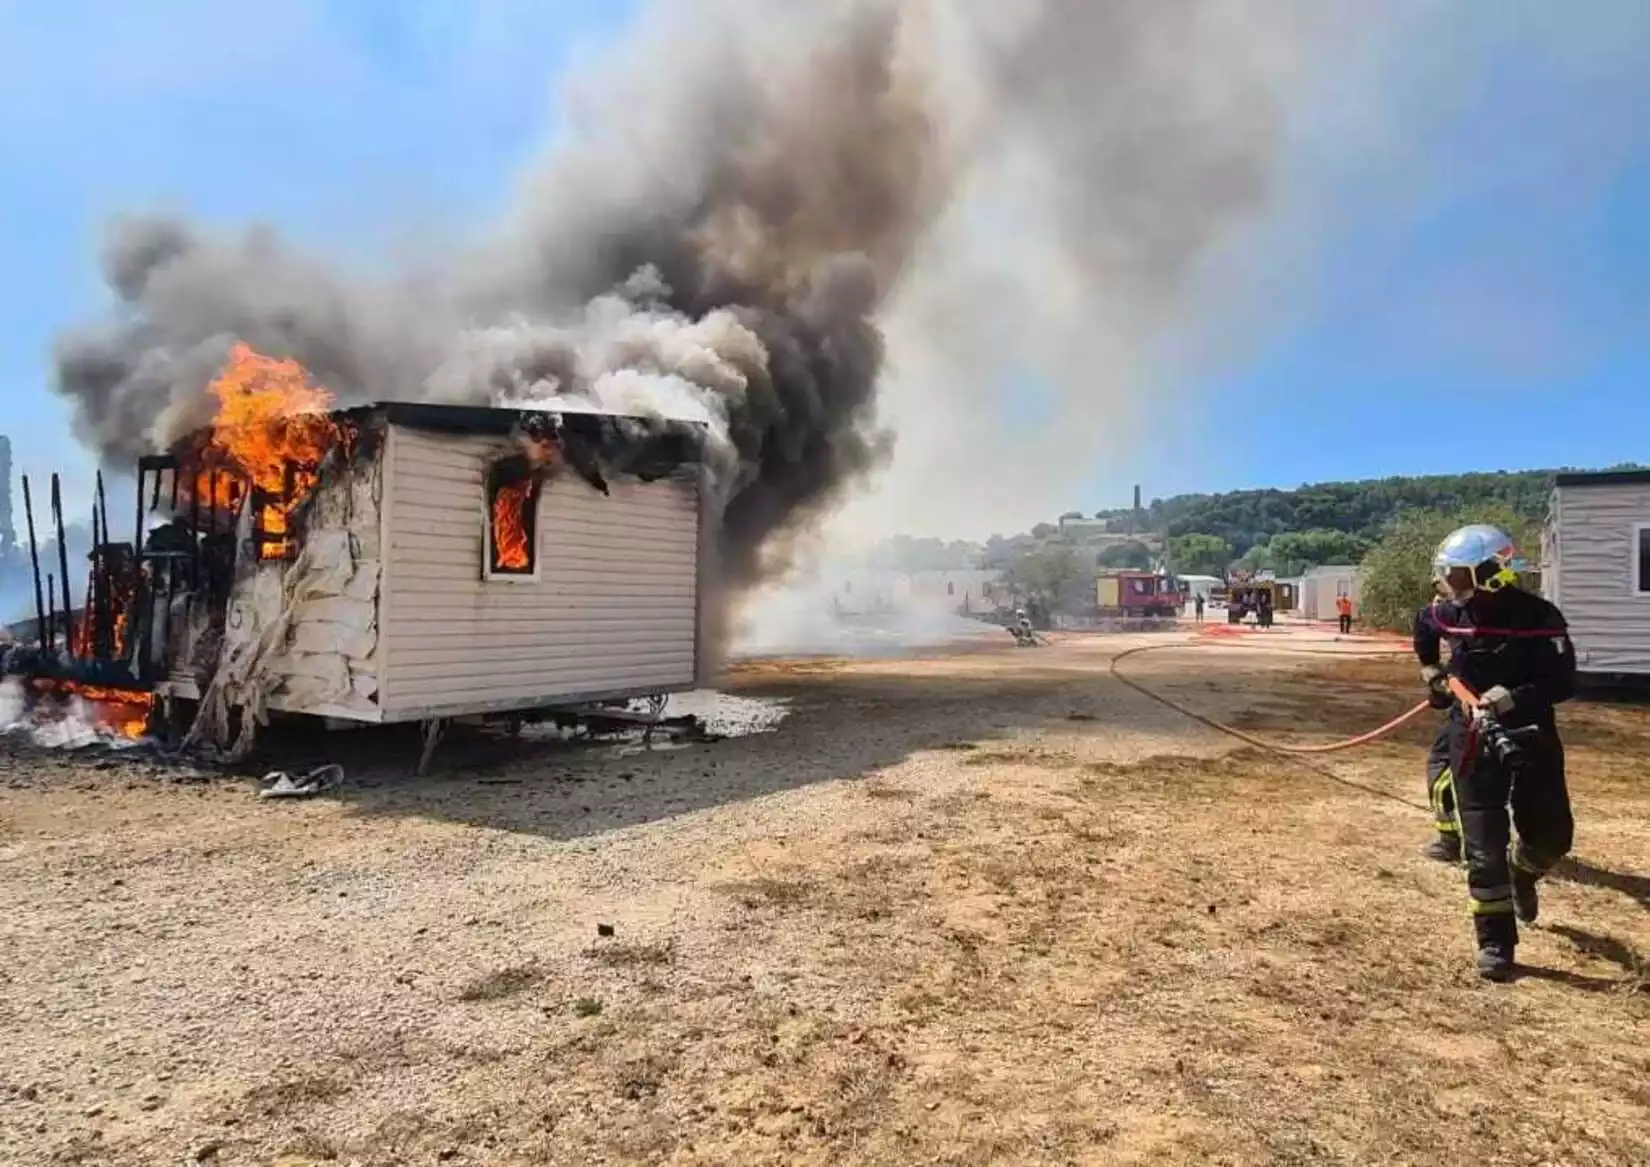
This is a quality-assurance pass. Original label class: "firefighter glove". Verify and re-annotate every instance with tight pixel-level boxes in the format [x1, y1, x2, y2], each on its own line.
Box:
[1420, 665, 1451, 709]
[1480, 684, 1515, 715]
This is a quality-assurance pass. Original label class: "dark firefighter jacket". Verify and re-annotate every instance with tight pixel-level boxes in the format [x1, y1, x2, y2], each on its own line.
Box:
[1412, 587, 1576, 735]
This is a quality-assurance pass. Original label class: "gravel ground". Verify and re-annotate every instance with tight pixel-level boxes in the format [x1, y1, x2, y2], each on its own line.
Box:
[2, 625, 1647, 1165]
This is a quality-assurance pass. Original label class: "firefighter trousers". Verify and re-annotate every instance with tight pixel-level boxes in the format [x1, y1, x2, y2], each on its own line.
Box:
[1453, 727, 1574, 949]
[1425, 725, 1456, 840]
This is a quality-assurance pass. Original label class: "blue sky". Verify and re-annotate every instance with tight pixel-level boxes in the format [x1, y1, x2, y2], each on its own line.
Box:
[1153, 2, 1650, 502]
[4, 1, 1650, 527]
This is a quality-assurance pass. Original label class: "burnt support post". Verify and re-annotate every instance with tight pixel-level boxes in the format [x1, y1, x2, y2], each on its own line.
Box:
[21, 475, 46, 650]
[188, 471, 201, 592]
[94, 470, 107, 547]
[206, 470, 219, 597]
[133, 462, 145, 549]
[134, 456, 164, 681]
[0, 435, 14, 558]
[45, 573, 56, 652]
[51, 474, 74, 659]
[92, 470, 109, 659]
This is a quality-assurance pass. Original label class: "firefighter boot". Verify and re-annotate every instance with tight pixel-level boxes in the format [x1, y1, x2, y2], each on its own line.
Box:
[1420, 833, 1461, 864]
[1512, 869, 1539, 925]
[1476, 943, 1516, 982]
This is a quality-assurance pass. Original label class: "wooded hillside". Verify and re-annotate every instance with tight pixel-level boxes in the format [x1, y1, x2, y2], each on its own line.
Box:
[1091, 470, 1562, 555]
[868, 466, 1639, 578]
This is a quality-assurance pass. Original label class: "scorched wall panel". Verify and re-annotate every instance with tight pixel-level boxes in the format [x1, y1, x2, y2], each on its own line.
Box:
[377, 426, 701, 718]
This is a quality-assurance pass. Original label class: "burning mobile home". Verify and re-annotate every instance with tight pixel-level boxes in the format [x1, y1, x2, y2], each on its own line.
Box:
[11, 345, 710, 760]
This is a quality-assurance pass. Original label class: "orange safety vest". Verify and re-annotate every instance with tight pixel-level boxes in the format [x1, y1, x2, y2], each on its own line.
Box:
[1336, 596, 1352, 616]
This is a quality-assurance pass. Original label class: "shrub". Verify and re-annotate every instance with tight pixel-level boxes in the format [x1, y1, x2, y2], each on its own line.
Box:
[1358, 505, 1537, 631]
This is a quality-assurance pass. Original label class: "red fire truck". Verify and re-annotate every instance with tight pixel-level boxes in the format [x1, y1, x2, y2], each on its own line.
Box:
[1095, 571, 1183, 619]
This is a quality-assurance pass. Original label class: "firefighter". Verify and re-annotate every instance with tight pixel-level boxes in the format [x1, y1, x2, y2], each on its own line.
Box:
[1415, 523, 1576, 981]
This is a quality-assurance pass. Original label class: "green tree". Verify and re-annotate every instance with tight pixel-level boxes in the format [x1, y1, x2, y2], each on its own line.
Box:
[1358, 505, 1537, 631]
[1003, 544, 1085, 613]
[1231, 540, 1274, 575]
[866, 535, 984, 572]
[1098, 540, 1155, 569]
[1265, 528, 1372, 576]
[1084, 467, 1595, 554]
[1166, 533, 1231, 576]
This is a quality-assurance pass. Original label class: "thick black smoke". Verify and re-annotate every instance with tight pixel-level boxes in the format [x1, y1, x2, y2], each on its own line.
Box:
[51, 0, 1304, 594]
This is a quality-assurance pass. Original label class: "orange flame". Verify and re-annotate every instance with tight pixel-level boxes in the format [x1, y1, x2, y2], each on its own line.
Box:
[75, 686, 153, 739]
[203, 343, 340, 558]
[491, 481, 536, 572]
[30, 680, 154, 740]
[72, 564, 138, 661]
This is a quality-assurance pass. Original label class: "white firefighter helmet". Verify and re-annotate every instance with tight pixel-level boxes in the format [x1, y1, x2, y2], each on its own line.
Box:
[1432, 524, 1522, 597]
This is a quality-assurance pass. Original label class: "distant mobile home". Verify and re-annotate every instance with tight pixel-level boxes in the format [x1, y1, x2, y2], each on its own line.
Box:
[1175, 574, 1223, 604]
[1299, 565, 1360, 622]
[1541, 470, 1650, 677]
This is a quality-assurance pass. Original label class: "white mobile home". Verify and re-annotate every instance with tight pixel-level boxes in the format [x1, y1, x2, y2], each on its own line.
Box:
[1299, 565, 1360, 622]
[141, 403, 709, 752]
[1175, 574, 1223, 605]
[1541, 470, 1650, 677]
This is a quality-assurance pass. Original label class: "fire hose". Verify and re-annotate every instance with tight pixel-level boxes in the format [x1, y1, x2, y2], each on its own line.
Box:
[1109, 607, 1571, 758]
[1107, 642, 1432, 756]
[1104, 618, 1567, 806]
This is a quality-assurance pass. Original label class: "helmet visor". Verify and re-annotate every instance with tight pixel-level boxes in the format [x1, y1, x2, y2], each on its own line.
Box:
[1441, 566, 1476, 600]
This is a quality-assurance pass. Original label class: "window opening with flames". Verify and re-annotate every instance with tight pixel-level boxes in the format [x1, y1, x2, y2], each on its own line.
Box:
[486, 458, 544, 580]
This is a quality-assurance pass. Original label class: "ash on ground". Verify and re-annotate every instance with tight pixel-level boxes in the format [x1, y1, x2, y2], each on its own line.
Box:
[518, 690, 790, 755]
[663, 691, 790, 737]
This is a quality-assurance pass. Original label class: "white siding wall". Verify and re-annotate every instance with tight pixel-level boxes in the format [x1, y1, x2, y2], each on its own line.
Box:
[1549, 483, 1650, 674]
[378, 426, 702, 718]
[1539, 486, 1560, 608]
[1299, 566, 1360, 621]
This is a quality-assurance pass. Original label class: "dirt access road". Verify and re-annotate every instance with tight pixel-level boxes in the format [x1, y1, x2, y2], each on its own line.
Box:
[2, 626, 1648, 1166]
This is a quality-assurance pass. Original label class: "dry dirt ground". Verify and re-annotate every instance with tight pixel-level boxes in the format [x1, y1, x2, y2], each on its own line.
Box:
[2, 626, 1648, 1166]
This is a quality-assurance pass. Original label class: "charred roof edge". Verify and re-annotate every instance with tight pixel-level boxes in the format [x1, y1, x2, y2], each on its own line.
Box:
[368, 401, 706, 440]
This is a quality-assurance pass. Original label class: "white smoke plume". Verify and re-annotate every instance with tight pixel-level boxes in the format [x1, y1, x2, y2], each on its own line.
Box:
[50, 0, 1338, 599]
